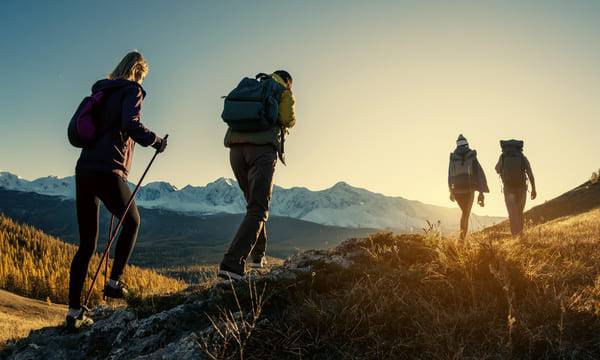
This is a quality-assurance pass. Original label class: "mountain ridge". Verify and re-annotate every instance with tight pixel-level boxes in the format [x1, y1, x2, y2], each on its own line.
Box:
[0, 188, 375, 267]
[0, 171, 501, 232]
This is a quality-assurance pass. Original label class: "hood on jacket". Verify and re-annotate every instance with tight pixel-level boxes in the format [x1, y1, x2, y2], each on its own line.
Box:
[91, 79, 146, 97]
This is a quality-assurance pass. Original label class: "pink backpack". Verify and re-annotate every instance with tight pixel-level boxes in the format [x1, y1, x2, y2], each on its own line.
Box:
[67, 91, 106, 148]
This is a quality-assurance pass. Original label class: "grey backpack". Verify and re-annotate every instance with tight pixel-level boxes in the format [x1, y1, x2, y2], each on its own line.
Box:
[449, 150, 476, 193]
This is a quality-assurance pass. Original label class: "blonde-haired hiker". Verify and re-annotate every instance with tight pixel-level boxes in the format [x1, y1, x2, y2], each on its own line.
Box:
[66, 51, 167, 331]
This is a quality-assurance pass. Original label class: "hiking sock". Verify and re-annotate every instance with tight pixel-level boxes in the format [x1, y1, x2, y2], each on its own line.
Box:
[67, 308, 81, 318]
[108, 279, 120, 289]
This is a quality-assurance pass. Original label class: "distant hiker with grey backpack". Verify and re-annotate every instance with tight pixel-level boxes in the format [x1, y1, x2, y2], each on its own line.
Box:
[219, 70, 296, 280]
[66, 51, 168, 331]
[448, 134, 489, 241]
[496, 140, 537, 236]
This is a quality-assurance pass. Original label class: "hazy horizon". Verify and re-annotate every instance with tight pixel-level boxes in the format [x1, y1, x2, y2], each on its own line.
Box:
[1, 0, 599, 216]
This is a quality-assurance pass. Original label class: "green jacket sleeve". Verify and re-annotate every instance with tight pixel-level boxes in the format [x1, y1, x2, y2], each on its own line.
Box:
[278, 90, 296, 128]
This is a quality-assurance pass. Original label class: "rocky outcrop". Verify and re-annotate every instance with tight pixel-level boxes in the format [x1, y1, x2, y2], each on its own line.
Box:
[2, 237, 374, 360]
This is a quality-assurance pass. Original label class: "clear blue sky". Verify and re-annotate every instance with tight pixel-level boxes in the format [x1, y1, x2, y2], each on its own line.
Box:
[1, 0, 600, 216]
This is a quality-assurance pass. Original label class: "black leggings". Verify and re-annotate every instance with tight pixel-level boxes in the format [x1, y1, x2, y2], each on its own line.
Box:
[69, 171, 141, 309]
[455, 192, 474, 240]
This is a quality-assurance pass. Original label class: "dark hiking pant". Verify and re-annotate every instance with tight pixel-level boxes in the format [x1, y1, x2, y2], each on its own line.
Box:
[221, 144, 277, 274]
[69, 171, 140, 309]
[455, 192, 474, 240]
[504, 188, 527, 236]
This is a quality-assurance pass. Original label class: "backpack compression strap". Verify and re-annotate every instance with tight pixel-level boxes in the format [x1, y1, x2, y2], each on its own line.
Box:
[255, 73, 271, 81]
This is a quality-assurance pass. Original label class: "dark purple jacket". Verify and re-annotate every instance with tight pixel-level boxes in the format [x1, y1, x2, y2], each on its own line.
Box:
[76, 79, 158, 178]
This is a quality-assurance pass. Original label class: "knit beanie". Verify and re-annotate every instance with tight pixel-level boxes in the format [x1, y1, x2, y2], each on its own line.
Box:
[456, 134, 468, 147]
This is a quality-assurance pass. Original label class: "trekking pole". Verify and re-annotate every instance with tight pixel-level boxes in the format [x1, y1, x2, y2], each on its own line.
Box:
[103, 215, 115, 301]
[83, 134, 169, 309]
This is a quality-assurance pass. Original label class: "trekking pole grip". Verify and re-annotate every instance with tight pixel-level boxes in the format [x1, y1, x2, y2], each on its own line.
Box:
[157, 134, 169, 154]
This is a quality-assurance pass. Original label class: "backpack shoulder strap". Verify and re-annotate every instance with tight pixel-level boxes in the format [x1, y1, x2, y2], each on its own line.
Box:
[520, 153, 526, 170]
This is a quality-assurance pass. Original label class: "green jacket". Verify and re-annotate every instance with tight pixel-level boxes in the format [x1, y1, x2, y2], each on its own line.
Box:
[224, 73, 296, 154]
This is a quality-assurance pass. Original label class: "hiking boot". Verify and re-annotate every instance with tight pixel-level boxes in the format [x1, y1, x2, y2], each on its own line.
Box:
[103, 281, 129, 299]
[248, 256, 267, 269]
[65, 309, 94, 332]
[218, 263, 244, 281]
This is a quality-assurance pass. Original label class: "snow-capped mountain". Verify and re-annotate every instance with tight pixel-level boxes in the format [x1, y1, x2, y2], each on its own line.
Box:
[0, 172, 31, 191]
[0, 172, 76, 198]
[0, 171, 501, 231]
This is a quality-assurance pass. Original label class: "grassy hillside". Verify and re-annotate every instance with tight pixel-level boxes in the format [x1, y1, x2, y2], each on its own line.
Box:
[0, 214, 186, 306]
[119, 208, 600, 359]
[0, 289, 66, 345]
[524, 179, 600, 224]
[5, 175, 600, 358]
[487, 178, 600, 234]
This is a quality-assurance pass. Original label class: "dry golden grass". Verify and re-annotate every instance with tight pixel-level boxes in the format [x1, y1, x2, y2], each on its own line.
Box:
[0, 289, 66, 346]
[5, 208, 600, 358]
[212, 208, 600, 359]
[0, 214, 186, 307]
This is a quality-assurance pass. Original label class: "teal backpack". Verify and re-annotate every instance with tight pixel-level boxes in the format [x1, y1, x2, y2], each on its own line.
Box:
[500, 140, 526, 189]
[221, 73, 285, 132]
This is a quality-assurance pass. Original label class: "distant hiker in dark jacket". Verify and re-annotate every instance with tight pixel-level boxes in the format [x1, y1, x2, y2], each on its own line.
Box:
[67, 51, 167, 331]
[219, 70, 296, 280]
[448, 134, 489, 241]
[495, 140, 536, 236]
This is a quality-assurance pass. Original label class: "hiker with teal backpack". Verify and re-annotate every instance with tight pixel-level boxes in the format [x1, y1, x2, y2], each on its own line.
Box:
[496, 140, 537, 236]
[219, 71, 296, 280]
[66, 51, 167, 331]
[448, 134, 489, 241]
